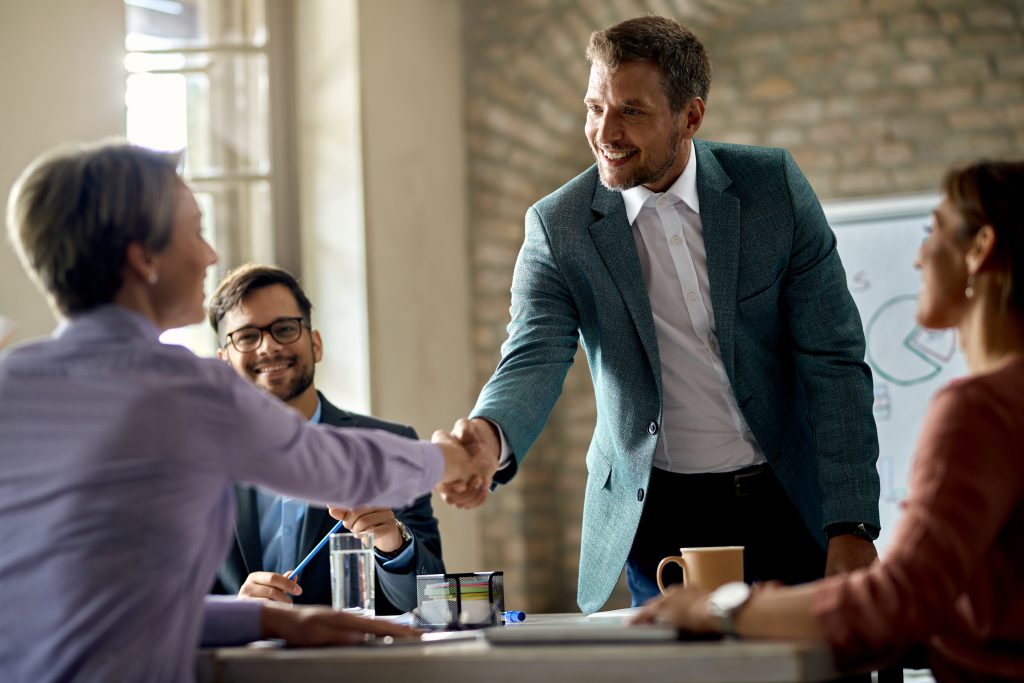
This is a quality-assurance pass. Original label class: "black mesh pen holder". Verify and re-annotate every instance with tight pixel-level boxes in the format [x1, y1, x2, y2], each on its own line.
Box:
[414, 571, 505, 629]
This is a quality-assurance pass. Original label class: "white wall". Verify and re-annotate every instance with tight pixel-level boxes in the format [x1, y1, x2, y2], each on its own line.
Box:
[0, 0, 126, 344]
[294, 0, 482, 573]
[359, 0, 481, 573]
[293, 0, 372, 415]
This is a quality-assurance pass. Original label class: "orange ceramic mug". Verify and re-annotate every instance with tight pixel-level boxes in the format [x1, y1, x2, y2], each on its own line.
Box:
[656, 546, 744, 593]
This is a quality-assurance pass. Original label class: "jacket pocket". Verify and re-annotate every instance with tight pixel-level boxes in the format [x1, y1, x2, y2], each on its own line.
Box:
[586, 448, 613, 490]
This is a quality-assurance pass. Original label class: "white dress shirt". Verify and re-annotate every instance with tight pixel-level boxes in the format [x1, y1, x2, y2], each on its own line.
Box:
[621, 139, 764, 473]
[494, 141, 765, 474]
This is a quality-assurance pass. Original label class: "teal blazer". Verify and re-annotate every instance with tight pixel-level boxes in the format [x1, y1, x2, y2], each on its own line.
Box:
[472, 139, 880, 613]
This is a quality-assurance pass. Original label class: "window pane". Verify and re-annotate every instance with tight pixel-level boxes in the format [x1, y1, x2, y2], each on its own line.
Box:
[125, 0, 266, 50]
[125, 53, 270, 176]
[192, 180, 274, 272]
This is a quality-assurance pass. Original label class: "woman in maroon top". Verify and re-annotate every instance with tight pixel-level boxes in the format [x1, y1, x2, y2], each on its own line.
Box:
[633, 160, 1024, 681]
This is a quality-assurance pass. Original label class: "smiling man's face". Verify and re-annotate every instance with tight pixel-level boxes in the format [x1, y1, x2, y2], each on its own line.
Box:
[218, 283, 322, 406]
[584, 60, 691, 193]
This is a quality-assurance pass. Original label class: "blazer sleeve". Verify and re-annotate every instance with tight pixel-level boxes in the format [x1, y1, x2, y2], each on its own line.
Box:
[471, 204, 581, 483]
[376, 491, 446, 613]
[779, 150, 880, 529]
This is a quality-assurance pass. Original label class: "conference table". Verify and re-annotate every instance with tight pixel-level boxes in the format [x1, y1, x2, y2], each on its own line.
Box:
[197, 613, 844, 682]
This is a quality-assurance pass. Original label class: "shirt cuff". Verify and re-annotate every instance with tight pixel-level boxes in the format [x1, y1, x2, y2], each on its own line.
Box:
[376, 535, 416, 571]
[480, 417, 514, 470]
[200, 596, 263, 646]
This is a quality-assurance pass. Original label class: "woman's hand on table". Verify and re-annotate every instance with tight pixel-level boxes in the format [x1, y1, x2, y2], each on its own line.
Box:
[260, 603, 421, 646]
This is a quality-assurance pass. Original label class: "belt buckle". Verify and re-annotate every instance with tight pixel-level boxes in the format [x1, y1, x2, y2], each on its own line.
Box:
[733, 468, 762, 497]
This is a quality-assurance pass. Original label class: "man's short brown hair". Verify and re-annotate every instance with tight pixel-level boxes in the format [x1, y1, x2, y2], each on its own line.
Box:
[207, 263, 314, 340]
[586, 16, 712, 113]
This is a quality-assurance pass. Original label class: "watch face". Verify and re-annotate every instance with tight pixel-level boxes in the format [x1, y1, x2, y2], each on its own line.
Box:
[710, 581, 750, 612]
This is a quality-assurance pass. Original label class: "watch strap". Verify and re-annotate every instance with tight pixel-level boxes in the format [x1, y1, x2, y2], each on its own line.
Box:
[824, 522, 878, 541]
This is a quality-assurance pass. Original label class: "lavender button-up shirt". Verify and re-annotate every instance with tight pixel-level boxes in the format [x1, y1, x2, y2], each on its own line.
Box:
[0, 305, 443, 682]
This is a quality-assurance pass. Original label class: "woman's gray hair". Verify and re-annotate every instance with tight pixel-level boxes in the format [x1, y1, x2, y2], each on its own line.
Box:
[6, 139, 183, 316]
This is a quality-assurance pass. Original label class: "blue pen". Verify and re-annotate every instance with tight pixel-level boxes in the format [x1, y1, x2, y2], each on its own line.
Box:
[502, 610, 526, 623]
[289, 519, 344, 583]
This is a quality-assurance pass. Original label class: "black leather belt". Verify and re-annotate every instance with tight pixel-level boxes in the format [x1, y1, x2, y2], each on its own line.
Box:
[653, 464, 771, 498]
[731, 465, 769, 497]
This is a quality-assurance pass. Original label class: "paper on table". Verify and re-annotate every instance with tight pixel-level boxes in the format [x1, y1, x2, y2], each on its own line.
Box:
[375, 611, 416, 626]
[0, 315, 15, 350]
[585, 606, 644, 620]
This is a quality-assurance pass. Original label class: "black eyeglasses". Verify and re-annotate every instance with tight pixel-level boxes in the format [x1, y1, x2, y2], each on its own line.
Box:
[224, 317, 308, 352]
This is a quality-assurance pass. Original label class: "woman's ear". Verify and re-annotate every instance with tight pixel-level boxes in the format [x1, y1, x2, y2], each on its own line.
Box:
[966, 225, 997, 276]
[123, 241, 160, 285]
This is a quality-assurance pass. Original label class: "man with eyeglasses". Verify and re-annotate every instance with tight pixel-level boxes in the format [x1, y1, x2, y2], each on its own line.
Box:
[207, 263, 444, 613]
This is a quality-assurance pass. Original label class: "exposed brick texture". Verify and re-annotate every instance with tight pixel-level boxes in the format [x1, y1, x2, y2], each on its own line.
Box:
[461, 0, 1024, 612]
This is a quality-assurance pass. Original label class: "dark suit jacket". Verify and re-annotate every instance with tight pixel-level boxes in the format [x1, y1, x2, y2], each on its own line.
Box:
[213, 392, 444, 613]
[472, 140, 880, 612]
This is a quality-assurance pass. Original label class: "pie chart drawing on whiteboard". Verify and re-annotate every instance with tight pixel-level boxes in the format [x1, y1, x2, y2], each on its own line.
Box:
[866, 294, 957, 386]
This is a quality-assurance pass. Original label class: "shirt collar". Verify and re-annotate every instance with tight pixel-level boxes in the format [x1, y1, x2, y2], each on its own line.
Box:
[54, 304, 163, 343]
[621, 139, 699, 225]
[309, 396, 323, 424]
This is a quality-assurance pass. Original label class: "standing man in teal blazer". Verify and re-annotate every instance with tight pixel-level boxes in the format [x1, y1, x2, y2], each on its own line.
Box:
[444, 16, 880, 613]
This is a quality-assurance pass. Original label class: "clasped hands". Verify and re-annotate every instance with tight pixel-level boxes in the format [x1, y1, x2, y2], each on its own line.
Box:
[431, 417, 501, 509]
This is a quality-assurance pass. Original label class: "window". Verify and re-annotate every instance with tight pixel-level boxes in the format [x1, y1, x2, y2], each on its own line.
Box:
[124, 0, 275, 355]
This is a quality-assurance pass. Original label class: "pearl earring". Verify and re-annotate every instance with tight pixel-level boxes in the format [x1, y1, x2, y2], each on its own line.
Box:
[148, 272, 159, 285]
[964, 274, 975, 299]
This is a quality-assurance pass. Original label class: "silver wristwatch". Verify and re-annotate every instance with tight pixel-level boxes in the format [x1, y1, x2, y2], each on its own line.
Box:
[706, 581, 751, 636]
[378, 520, 413, 560]
[395, 519, 413, 546]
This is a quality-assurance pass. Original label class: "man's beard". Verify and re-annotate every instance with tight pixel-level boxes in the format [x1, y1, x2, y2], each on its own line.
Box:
[277, 365, 315, 403]
[593, 127, 682, 192]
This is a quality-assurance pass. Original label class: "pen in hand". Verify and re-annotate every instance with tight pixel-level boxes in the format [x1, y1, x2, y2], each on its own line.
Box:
[289, 519, 345, 583]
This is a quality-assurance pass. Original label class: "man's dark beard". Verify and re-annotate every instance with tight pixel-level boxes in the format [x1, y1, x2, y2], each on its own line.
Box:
[594, 126, 682, 192]
[279, 365, 315, 403]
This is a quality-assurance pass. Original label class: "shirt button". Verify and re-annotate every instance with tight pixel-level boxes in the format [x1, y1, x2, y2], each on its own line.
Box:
[670, 235, 682, 246]
[648, 421, 659, 435]
[743, 431, 755, 442]
[687, 291, 697, 301]
[637, 488, 645, 502]
[283, 525, 294, 535]
[709, 338, 719, 351]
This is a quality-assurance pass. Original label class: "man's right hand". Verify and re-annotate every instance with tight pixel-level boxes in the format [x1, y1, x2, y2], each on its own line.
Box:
[432, 417, 500, 509]
[238, 571, 302, 604]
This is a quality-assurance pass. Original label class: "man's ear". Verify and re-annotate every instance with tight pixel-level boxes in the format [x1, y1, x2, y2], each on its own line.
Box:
[216, 346, 228, 362]
[311, 329, 323, 363]
[967, 225, 997, 275]
[680, 97, 705, 138]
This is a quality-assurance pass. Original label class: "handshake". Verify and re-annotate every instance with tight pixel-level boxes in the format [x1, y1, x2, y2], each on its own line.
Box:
[431, 417, 502, 510]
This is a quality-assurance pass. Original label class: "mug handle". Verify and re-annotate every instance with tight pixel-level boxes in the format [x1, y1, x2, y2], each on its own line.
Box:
[656, 555, 689, 594]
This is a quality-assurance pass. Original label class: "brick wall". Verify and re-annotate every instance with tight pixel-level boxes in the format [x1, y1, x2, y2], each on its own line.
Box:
[461, 0, 1024, 612]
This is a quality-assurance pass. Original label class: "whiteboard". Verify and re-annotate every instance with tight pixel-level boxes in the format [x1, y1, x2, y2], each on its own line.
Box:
[823, 194, 967, 553]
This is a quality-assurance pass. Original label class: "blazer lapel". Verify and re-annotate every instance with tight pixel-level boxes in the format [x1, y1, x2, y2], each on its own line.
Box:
[589, 186, 661, 389]
[694, 140, 740, 378]
[316, 392, 356, 428]
[234, 485, 263, 573]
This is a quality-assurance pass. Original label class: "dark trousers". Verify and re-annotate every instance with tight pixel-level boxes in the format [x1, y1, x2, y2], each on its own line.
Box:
[626, 464, 827, 606]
